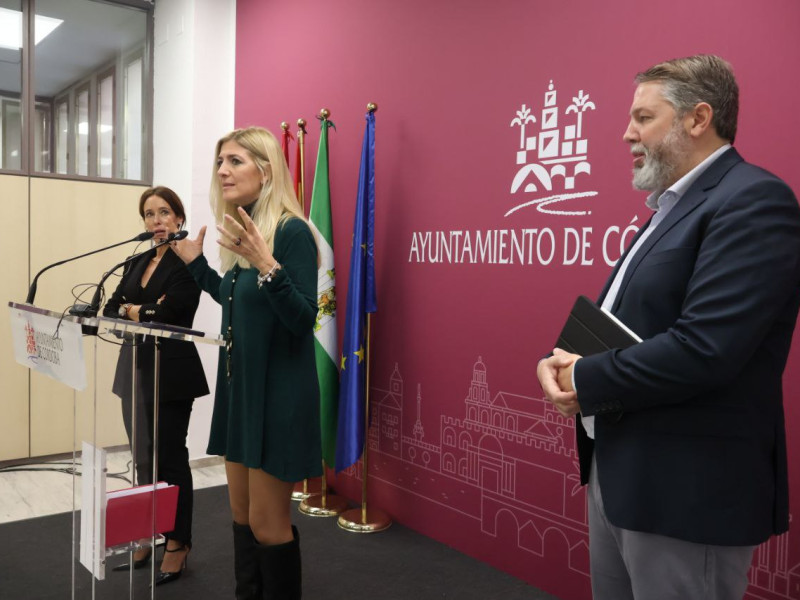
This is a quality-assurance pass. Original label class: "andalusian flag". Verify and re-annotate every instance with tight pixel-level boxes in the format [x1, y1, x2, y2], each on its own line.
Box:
[336, 110, 377, 472]
[309, 117, 338, 466]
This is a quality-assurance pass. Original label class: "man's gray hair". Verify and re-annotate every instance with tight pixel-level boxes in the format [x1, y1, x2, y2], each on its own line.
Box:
[636, 55, 739, 143]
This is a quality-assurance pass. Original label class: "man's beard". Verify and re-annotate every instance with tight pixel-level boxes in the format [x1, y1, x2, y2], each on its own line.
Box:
[631, 121, 690, 191]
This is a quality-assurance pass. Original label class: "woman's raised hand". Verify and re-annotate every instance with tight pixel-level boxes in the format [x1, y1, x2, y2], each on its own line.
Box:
[216, 207, 276, 274]
[172, 226, 206, 264]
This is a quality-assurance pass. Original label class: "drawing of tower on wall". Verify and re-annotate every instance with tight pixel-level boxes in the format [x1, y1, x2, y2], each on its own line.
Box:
[750, 528, 800, 600]
[343, 357, 800, 598]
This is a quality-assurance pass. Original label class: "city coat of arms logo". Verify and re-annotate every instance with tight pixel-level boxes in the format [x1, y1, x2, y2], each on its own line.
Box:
[507, 81, 597, 217]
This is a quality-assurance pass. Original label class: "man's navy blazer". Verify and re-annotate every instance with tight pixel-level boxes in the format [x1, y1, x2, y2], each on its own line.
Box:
[575, 148, 800, 546]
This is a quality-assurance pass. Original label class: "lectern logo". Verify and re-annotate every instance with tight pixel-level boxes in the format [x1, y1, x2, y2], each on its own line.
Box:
[21, 320, 63, 366]
[25, 323, 38, 361]
[507, 81, 598, 217]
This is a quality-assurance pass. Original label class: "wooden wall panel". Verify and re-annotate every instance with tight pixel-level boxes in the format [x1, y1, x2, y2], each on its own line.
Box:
[0, 175, 32, 461]
[29, 178, 146, 456]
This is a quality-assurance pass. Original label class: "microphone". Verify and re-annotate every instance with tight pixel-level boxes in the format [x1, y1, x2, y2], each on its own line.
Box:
[71, 230, 189, 318]
[25, 232, 155, 305]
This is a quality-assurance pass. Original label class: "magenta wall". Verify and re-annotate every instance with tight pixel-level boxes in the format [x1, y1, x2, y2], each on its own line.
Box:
[234, 1, 800, 598]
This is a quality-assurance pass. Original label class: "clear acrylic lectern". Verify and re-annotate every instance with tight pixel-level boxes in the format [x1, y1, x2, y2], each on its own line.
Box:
[8, 301, 223, 599]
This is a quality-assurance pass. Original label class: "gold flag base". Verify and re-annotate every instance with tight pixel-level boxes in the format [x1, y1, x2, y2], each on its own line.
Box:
[298, 493, 349, 517]
[291, 478, 321, 502]
[337, 507, 392, 533]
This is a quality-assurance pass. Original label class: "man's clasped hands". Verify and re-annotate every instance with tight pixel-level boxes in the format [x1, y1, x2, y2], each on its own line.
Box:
[536, 348, 583, 418]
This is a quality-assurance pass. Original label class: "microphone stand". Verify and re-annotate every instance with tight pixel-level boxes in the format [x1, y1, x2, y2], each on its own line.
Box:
[25, 232, 154, 305]
[70, 231, 188, 319]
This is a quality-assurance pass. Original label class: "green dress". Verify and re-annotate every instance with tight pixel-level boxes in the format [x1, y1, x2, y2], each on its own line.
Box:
[187, 217, 322, 481]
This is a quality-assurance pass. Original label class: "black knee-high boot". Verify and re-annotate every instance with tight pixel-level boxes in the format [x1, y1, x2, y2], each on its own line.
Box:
[233, 522, 262, 600]
[256, 525, 301, 600]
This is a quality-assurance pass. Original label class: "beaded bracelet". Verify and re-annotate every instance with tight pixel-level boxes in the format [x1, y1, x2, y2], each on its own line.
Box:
[256, 262, 281, 289]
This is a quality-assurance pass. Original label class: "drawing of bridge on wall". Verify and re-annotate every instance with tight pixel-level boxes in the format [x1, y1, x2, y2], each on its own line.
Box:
[339, 357, 800, 598]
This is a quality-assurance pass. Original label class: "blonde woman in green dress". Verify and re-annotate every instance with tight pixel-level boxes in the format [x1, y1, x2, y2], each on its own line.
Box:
[173, 127, 321, 599]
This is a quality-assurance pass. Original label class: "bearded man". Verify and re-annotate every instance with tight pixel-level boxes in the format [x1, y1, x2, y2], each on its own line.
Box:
[537, 55, 800, 600]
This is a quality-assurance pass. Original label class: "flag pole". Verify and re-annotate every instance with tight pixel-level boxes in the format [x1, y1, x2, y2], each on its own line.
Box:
[337, 314, 390, 532]
[291, 115, 321, 503]
[338, 103, 391, 534]
[297, 118, 308, 213]
[298, 458, 348, 517]
[300, 108, 348, 517]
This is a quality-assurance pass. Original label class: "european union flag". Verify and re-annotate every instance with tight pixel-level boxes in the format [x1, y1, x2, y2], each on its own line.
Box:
[335, 110, 377, 472]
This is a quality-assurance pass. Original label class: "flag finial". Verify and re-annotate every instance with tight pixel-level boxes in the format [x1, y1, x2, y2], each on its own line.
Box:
[367, 102, 378, 113]
[297, 118, 307, 134]
[319, 108, 331, 120]
[281, 121, 289, 131]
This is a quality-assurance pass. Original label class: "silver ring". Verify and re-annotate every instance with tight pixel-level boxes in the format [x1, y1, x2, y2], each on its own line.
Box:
[234, 237, 242, 246]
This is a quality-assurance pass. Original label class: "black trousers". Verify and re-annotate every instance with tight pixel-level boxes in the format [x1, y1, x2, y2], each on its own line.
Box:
[121, 387, 195, 546]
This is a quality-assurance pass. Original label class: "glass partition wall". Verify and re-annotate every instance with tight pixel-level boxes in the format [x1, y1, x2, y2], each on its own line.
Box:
[0, 0, 151, 182]
[0, 0, 23, 171]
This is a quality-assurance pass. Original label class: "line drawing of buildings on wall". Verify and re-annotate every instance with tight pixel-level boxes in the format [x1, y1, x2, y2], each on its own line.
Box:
[340, 357, 800, 599]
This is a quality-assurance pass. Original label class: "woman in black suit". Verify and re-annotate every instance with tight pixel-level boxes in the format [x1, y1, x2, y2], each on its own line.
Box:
[104, 186, 209, 585]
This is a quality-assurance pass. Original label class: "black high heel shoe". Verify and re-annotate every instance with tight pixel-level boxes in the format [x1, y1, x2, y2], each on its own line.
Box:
[154, 543, 190, 586]
[112, 547, 152, 571]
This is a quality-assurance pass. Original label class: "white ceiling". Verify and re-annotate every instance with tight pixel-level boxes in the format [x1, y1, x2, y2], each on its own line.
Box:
[0, 0, 146, 99]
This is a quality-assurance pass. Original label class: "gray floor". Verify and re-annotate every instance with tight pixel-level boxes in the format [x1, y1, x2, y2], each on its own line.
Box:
[0, 453, 560, 599]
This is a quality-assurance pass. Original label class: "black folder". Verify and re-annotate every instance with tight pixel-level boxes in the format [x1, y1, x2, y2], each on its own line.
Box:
[555, 295, 641, 356]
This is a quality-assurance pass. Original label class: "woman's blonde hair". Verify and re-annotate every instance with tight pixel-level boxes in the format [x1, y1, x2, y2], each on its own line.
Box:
[210, 126, 307, 271]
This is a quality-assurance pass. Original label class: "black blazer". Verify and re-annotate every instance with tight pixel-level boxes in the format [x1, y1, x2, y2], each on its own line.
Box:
[575, 148, 800, 546]
[104, 247, 209, 402]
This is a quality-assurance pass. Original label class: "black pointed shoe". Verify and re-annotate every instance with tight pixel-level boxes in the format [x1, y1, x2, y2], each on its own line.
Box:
[154, 543, 190, 586]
